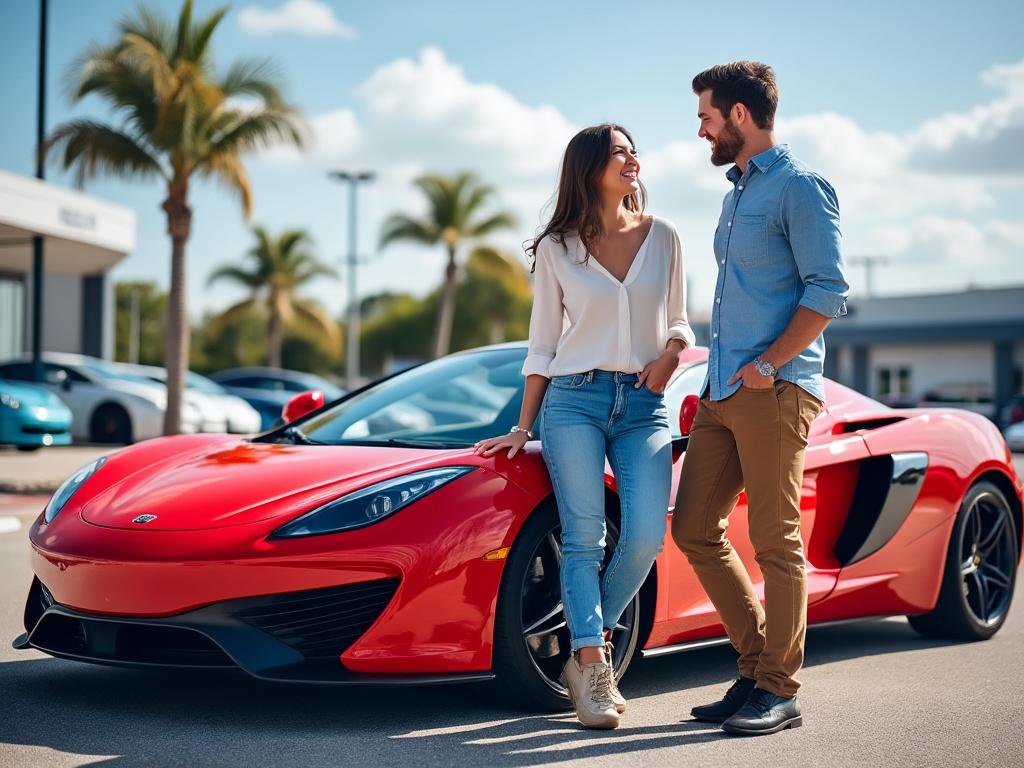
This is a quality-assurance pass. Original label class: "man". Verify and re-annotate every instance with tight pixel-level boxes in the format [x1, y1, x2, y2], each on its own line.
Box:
[672, 61, 849, 736]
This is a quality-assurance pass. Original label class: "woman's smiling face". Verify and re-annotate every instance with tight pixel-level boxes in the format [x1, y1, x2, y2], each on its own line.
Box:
[598, 129, 641, 199]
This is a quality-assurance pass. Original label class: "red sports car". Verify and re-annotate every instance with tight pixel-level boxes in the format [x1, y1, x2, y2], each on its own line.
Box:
[13, 344, 1023, 710]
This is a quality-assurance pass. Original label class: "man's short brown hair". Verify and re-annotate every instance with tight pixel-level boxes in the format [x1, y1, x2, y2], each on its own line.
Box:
[692, 61, 778, 129]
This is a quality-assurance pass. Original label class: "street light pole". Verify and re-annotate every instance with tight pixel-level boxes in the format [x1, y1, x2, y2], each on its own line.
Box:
[848, 255, 889, 299]
[328, 170, 375, 390]
[31, 0, 49, 383]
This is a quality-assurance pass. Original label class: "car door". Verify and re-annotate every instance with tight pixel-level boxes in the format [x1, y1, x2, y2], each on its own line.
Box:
[41, 364, 103, 441]
[653, 366, 854, 647]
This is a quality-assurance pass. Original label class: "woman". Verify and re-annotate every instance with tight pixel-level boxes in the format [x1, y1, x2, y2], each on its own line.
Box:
[474, 124, 695, 728]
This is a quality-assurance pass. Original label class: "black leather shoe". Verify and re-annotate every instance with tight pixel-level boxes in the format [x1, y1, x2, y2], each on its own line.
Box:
[721, 687, 802, 736]
[690, 676, 757, 723]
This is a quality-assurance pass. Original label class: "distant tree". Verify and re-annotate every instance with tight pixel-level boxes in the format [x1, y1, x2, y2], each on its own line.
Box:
[43, 0, 305, 434]
[207, 226, 339, 368]
[358, 249, 532, 376]
[379, 172, 516, 358]
[114, 281, 167, 366]
[191, 309, 342, 376]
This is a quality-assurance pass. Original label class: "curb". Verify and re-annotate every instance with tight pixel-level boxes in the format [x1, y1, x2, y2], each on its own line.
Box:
[0, 482, 58, 495]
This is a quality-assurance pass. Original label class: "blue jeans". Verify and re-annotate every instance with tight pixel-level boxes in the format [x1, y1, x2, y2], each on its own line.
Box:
[541, 370, 672, 651]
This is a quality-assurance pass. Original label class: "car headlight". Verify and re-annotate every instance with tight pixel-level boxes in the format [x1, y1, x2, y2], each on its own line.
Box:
[1, 393, 21, 410]
[44, 457, 107, 523]
[272, 466, 475, 538]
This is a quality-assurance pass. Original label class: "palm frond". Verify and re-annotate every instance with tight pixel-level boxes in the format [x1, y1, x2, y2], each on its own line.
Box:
[207, 264, 261, 289]
[173, 0, 194, 62]
[208, 109, 306, 156]
[277, 229, 313, 257]
[293, 262, 338, 284]
[468, 211, 517, 236]
[379, 214, 438, 248]
[201, 153, 253, 217]
[220, 57, 285, 106]
[187, 5, 229, 65]
[294, 300, 342, 346]
[42, 120, 166, 186]
[118, 4, 174, 60]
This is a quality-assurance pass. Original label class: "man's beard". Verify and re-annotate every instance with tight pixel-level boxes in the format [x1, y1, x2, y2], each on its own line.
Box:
[709, 118, 745, 166]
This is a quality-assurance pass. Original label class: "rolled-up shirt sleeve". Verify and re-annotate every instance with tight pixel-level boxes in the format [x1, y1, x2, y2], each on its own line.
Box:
[782, 173, 850, 318]
[521, 239, 564, 377]
[666, 225, 696, 349]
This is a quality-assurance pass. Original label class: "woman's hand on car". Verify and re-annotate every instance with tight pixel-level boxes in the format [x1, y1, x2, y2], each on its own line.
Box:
[473, 430, 530, 458]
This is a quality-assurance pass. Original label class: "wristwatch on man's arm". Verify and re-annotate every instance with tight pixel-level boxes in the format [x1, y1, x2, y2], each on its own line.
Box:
[753, 357, 778, 378]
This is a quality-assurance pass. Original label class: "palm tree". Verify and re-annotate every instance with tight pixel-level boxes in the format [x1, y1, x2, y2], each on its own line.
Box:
[380, 172, 517, 358]
[43, 0, 305, 434]
[207, 227, 339, 368]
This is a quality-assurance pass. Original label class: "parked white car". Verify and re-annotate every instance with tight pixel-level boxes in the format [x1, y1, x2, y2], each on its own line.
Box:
[124, 364, 261, 434]
[1004, 422, 1024, 452]
[0, 352, 202, 444]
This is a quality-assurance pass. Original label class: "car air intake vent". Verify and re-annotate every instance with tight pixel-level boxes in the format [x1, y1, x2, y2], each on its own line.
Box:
[834, 417, 905, 434]
[229, 579, 400, 660]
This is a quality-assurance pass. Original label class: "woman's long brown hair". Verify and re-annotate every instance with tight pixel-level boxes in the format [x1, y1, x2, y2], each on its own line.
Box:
[528, 124, 647, 271]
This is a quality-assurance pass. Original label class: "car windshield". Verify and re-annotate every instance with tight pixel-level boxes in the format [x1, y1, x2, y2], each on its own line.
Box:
[284, 348, 708, 448]
[186, 372, 229, 395]
[79, 360, 162, 387]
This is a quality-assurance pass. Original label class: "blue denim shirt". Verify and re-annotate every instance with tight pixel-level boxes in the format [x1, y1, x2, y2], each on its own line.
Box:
[702, 145, 849, 404]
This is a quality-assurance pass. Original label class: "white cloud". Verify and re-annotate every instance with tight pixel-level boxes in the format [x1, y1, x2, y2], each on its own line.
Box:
[909, 59, 1024, 174]
[243, 50, 1024, 317]
[238, 0, 355, 39]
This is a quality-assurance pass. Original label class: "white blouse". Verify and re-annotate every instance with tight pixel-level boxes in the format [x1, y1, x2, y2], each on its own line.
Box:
[522, 216, 695, 378]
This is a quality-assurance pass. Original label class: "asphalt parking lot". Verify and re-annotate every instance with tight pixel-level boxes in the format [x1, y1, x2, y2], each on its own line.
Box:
[0, 453, 1022, 767]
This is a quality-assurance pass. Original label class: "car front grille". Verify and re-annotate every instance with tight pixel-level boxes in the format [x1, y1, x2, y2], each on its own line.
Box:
[229, 579, 400, 660]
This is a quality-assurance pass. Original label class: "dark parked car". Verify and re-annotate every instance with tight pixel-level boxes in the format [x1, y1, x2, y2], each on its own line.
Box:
[208, 367, 345, 430]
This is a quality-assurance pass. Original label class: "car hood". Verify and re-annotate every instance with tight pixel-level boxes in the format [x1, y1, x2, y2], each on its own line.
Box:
[0, 379, 67, 410]
[79, 436, 473, 531]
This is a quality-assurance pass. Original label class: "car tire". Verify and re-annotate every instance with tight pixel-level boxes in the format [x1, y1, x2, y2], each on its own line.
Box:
[90, 403, 133, 444]
[908, 481, 1018, 641]
[489, 502, 641, 712]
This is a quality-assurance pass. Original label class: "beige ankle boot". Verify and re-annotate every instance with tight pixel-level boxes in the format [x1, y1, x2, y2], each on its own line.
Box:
[561, 652, 620, 729]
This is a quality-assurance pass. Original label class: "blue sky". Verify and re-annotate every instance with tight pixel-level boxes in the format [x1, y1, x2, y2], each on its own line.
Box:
[1, 0, 1022, 321]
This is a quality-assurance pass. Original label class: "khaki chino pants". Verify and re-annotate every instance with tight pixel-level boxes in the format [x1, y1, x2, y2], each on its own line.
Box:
[672, 380, 822, 697]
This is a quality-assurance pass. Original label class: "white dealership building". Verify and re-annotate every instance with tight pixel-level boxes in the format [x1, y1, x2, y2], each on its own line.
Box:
[0, 169, 135, 362]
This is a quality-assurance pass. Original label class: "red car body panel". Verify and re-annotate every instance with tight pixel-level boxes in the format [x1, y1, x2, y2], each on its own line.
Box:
[21, 347, 1024, 679]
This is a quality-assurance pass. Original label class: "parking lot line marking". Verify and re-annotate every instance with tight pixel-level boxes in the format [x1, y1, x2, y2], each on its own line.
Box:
[0, 516, 22, 534]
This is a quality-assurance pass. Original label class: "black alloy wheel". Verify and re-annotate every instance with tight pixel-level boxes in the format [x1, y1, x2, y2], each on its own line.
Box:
[908, 481, 1019, 640]
[491, 503, 642, 711]
[89, 403, 132, 445]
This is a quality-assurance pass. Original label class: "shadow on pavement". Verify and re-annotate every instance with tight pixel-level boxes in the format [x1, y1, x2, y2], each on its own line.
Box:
[0, 617, 969, 767]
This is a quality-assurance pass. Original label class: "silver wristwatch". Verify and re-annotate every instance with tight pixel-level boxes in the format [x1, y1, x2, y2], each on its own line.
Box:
[753, 357, 777, 378]
[510, 426, 534, 440]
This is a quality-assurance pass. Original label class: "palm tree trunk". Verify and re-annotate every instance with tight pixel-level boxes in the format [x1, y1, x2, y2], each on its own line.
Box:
[162, 189, 191, 436]
[268, 306, 283, 368]
[434, 244, 458, 358]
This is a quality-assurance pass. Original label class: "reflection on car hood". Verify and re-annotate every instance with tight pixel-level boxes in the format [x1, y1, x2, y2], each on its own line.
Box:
[79, 436, 471, 531]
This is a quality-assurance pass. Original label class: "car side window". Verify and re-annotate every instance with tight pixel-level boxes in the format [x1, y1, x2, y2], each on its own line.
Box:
[45, 364, 88, 384]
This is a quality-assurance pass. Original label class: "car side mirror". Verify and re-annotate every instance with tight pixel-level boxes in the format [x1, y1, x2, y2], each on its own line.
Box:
[282, 390, 324, 424]
[678, 394, 699, 436]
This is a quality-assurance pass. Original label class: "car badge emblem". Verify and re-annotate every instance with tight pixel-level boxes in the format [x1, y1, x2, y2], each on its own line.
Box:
[132, 514, 158, 524]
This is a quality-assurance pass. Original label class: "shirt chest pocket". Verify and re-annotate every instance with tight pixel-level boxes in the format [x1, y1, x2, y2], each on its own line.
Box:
[734, 214, 767, 266]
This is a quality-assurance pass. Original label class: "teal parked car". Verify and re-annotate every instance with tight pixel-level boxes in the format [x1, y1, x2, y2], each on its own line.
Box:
[0, 379, 73, 450]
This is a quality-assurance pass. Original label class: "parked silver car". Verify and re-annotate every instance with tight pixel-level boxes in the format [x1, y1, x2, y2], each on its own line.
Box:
[123, 364, 261, 434]
[0, 352, 202, 443]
